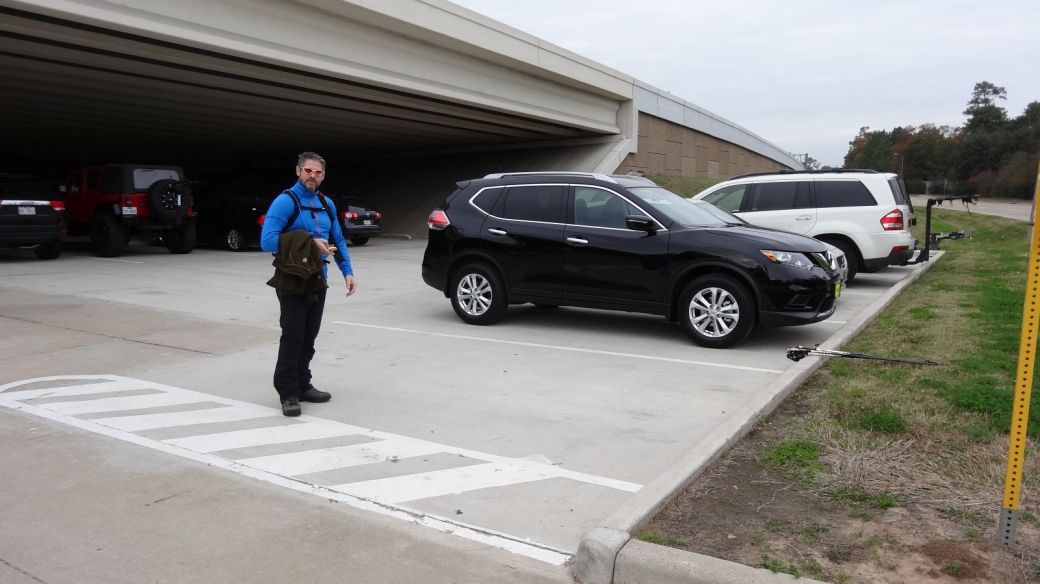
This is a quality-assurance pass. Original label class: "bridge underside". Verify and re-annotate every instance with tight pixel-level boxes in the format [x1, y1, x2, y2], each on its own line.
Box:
[1, 7, 620, 235]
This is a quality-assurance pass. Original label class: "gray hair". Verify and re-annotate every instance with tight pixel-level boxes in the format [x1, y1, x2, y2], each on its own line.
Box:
[297, 151, 326, 169]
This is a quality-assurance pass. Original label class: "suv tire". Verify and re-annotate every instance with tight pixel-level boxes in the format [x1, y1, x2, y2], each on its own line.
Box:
[350, 237, 369, 246]
[679, 274, 755, 348]
[822, 239, 859, 282]
[166, 224, 197, 254]
[91, 214, 127, 257]
[34, 241, 62, 260]
[146, 179, 192, 222]
[450, 263, 507, 325]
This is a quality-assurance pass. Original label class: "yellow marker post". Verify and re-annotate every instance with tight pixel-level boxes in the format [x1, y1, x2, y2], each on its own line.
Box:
[1001, 157, 1040, 546]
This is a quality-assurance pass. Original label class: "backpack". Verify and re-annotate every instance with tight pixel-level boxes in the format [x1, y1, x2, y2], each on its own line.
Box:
[281, 189, 335, 236]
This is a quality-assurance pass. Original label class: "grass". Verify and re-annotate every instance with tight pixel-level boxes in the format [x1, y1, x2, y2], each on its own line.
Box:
[803, 209, 1040, 511]
[647, 175, 723, 198]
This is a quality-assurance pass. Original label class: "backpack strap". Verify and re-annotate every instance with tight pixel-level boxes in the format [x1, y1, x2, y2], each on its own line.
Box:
[281, 189, 302, 234]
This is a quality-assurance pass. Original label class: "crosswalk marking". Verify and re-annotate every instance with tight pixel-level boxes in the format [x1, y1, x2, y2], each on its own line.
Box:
[336, 462, 557, 503]
[163, 420, 364, 452]
[40, 391, 206, 415]
[237, 437, 445, 476]
[92, 404, 279, 432]
[0, 375, 644, 565]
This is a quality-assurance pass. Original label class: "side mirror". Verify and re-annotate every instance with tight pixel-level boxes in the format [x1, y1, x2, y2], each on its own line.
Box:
[625, 214, 656, 233]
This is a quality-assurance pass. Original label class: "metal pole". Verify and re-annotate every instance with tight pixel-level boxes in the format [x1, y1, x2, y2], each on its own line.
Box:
[1000, 156, 1040, 546]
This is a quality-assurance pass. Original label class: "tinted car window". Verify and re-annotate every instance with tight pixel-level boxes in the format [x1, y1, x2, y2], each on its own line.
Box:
[702, 184, 746, 213]
[85, 170, 100, 191]
[816, 180, 877, 208]
[747, 181, 811, 212]
[628, 187, 741, 227]
[573, 186, 641, 229]
[501, 185, 564, 223]
[101, 167, 123, 195]
[471, 188, 502, 213]
[887, 178, 909, 206]
[67, 172, 81, 193]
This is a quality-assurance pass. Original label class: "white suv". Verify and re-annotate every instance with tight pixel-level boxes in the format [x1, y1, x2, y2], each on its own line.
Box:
[694, 170, 915, 280]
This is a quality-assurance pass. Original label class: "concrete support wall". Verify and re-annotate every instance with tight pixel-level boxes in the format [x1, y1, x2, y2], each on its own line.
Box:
[617, 112, 788, 179]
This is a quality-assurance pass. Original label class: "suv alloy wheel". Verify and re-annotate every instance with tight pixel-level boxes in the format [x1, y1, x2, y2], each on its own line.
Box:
[450, 263, 507, 325]
[679, 274, 755, 348]
[225, 227, 247, 251]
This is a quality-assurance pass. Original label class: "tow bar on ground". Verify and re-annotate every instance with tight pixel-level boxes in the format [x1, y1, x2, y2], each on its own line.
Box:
[906, 195, 977, 264]
[786, 346, 939, 366]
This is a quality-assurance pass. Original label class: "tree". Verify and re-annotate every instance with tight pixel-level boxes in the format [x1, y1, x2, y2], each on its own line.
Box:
[803, 155, 821, 170]
[963, 81, 1008, 133]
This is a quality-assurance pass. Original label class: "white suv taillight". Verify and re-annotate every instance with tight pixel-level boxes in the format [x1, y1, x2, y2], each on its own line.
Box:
[881, 209, 904, 231]
[428, 209, 450, 230]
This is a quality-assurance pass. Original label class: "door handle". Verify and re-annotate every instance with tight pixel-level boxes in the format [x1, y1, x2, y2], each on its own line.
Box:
[796, 215, 813, 220]
[487, 228, 507, 236]
[566, 236, 589, 246]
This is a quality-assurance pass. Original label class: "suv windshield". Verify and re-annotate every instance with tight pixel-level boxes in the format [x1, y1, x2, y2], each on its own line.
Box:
[628, 187, 744, 227]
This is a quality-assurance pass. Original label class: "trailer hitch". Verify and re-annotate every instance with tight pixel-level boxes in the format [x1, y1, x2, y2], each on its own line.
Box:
[786, 345, 939, 366]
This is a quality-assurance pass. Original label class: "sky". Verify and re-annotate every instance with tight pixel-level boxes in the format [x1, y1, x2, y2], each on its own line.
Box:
[451, 0, 1040, 167]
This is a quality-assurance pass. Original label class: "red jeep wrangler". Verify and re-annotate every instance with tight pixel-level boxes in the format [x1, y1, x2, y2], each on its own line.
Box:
[65, 164, 196, 257]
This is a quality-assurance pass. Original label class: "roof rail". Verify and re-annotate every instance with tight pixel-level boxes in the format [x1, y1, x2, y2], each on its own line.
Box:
[730, 169, 880, 180]
[482, 171, 618, 184]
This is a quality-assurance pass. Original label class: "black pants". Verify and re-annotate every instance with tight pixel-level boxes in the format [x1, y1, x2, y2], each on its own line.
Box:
[274, 288, 326, 402]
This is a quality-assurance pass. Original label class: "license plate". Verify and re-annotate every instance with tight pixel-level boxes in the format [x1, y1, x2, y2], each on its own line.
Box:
[363, 220, 372, 225]
[835, 283, 842, 298]
[122, 206, 138, 215]
[18, 206, 35, 215]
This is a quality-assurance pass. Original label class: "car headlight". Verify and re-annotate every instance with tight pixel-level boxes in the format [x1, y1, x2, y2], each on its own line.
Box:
[761, 250, 815, 270]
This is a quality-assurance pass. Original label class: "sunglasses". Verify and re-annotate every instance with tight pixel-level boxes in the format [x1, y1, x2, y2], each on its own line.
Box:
[299, 167, 325, 178]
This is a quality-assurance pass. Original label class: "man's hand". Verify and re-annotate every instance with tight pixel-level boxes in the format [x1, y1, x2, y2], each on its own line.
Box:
[345, 275, 357, 297]
[314, 238, 337, 255]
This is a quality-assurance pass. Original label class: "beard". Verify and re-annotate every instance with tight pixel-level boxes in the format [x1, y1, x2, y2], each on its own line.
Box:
[302, 178, 318, 192]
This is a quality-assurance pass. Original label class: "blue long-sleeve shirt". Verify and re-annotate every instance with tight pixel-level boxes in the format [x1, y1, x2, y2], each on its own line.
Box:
[260, 181, 353, 278]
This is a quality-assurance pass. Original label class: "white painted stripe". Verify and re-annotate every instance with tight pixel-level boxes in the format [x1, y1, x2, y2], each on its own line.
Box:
[236, 437, 445, 476]
[334, 321, 784, 374]
[334, 462, 555, 503]
[0, 375, 642, 563]
[164, 420, 366, 453]
[64, 254, 143, 264]
[4, 379, 153, 401]
[0, 383, 570, 565]
[92, 404, 278, 432]
[40, 392, 207, 415]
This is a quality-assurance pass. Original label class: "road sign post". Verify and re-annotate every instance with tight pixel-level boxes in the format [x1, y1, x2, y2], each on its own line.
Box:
[1000, 157, 1040, 546]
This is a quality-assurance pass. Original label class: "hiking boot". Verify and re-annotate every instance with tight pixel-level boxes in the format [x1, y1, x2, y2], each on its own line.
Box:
[281, 397, 302, 417]
[300, 386, 331, 403]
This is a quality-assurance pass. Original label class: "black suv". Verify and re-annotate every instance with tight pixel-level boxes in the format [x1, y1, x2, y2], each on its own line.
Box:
[422, 172, 842, 348]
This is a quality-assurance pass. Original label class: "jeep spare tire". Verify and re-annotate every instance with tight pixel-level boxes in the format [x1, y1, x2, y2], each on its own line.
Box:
[146, 179, 192, 222]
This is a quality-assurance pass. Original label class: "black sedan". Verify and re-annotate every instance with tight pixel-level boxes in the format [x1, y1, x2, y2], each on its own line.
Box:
[421, 172, 841, 348]
[195, 190, 271, 251]
[339, 197, 382, 245]
[0, 174, 65, 259]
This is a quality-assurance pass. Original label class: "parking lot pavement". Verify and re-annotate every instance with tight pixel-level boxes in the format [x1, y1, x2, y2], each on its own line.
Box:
[0, 239, 928, 573]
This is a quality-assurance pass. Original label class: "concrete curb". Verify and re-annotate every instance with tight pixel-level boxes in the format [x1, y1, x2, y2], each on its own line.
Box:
[573, 253, 944, 584]
[615, 540, 826, 584]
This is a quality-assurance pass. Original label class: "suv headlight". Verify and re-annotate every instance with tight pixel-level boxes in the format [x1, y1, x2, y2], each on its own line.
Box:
[761, 250, 815, 270]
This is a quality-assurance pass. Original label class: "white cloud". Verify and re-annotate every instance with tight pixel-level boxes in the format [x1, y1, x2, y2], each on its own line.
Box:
[451, 0, 1040, 167]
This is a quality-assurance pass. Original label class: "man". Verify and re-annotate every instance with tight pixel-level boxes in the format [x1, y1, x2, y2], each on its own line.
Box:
[261, 152, 358, 416]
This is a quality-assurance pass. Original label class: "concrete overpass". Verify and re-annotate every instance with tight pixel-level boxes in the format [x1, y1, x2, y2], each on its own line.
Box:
[0, 0, 801, 236]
